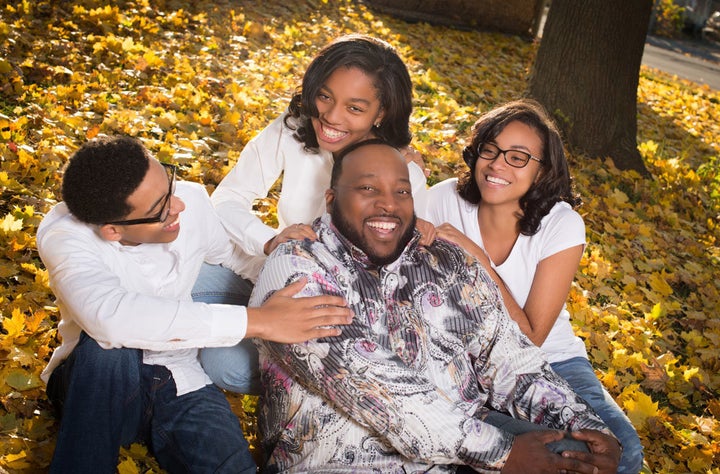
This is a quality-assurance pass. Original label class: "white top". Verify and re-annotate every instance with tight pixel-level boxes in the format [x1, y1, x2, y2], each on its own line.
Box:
[423, 178, 587, 363]
[37, 182, 250, 395]
[211, 113, 428, 281]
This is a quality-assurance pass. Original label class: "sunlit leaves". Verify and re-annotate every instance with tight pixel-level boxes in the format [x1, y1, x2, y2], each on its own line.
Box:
[1, 0, 719, 472]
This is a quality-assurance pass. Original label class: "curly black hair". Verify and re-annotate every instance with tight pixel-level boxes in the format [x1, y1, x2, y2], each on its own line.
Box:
[457, 99, 580, 236]
[285, 34, 413, 152]
[61, 135, 151, 225]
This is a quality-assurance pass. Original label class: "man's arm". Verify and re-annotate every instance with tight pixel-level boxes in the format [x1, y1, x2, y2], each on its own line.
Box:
[38, 224, 351, 351]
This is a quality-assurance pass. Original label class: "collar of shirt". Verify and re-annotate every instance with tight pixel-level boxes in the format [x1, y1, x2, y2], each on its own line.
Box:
[317, 213, 421, 272]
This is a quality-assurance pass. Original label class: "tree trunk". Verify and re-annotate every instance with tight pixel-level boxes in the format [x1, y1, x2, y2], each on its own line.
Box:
[363, 0, 543, 37]
[528, 0, 652, 175]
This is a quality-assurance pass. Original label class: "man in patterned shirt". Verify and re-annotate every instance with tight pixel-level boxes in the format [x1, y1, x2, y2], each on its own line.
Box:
[252, 140, 622, 473]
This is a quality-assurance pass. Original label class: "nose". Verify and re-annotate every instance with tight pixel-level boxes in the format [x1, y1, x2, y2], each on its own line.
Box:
[168, 195, 185, 216]
[323, 103, 342, 125]
[487, 152, 507, 169]
[373, 190, 397, 213]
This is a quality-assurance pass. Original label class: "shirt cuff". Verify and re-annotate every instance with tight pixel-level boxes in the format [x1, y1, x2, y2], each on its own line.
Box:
[208, 304, 249, 345]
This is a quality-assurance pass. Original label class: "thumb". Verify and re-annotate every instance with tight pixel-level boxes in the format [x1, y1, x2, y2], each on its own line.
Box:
[274, 277, 308, 297]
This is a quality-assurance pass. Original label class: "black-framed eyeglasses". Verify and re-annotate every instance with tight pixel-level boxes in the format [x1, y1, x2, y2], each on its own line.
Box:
[106, 163, 177, 226]
[477, 143, 543, 168]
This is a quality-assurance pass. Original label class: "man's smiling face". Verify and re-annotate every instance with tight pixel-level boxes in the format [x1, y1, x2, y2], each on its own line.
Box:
[326, 143, 415, 266]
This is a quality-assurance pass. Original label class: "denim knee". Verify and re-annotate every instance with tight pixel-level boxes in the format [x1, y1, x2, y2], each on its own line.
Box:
[191, 263, 253, 306]
[551, 357, 644, 474]
[151, 378, 256, 474]
[200, 340, 261, 394]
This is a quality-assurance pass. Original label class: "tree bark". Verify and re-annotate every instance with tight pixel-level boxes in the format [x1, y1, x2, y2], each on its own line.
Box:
[528, 0, 652, 175]
[363, 0, 543, 37]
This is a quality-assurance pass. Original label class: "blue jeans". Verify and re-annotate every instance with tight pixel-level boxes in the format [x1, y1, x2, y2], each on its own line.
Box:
[47, 332, 257, 474]
[483, 410, 589, 454]
[551, 357, 644, 474]
[192, 263, 262, 394]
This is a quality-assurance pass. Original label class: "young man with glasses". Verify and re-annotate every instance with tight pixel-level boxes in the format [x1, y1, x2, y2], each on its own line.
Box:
[37, 135, 352, 473]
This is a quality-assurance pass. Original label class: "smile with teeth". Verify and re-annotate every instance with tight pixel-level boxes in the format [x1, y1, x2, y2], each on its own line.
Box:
[486, 175, 510, 185]
[366, 220, 398, 233]
[163, 215, 180, 232]
[320, 123, 349, 141]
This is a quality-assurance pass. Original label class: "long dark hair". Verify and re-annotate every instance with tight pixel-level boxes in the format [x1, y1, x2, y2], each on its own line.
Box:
[457, 99, 580, 235]
[285, 34, 412, 152]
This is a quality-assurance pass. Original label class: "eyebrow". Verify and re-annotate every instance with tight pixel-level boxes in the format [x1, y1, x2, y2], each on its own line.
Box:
[490, 140, 534, 153]
[319, 85, 373, 107]
[349, 173, 411, 185]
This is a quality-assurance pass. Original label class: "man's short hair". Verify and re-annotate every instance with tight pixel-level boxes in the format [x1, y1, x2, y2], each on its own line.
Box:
[330, 138, 397, 189]
[61, 136, 151, 225]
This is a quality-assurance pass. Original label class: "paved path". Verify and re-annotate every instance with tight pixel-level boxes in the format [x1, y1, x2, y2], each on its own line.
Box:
[642, 35, 720, 90]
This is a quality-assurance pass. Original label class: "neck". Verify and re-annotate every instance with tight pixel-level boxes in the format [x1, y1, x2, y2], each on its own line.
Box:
[477, 201, 521, 234]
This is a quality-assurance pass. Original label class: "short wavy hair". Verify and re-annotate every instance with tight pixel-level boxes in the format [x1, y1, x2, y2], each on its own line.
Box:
[457, 99, 580, 235]
[285, 34, 413, 152]
[61, 135, 151, 225]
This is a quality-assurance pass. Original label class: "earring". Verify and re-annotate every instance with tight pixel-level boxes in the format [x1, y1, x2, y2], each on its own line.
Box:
[374, 122, 381, 128]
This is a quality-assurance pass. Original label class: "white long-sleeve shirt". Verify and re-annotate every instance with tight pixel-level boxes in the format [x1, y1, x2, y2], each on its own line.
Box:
[37, 182, 250, 395]
[211, 113, 428, 281]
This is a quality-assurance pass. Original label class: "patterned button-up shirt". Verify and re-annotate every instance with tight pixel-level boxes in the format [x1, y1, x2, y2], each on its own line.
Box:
[252, 213, 607, 473]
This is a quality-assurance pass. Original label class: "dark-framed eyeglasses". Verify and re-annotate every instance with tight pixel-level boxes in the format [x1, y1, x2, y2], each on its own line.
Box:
[477, 142, 543, 168]
[106, 163, 177, 226]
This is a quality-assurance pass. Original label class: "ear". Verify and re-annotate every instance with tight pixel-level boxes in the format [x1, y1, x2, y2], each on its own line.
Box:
[98, 223, 124, 242]
[374, 108, 385, 127]
[325, 188, 336, 213]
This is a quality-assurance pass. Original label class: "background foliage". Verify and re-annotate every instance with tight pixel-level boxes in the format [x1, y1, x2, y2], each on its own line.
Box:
[0, 0, 719, 472]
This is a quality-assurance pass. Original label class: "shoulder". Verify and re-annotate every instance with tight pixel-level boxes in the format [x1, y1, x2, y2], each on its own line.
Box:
[36, 202, 109, 262]
[541, 201, 584, 231]
[175, 181, 213, 209]
[422, 237, 478, 275]
[37, 202, 97, 243]
[417, 239, 501, 303]
[427, 177, 460, 198]
[175, 180, 209, 199]
[424, 178, 473, 223]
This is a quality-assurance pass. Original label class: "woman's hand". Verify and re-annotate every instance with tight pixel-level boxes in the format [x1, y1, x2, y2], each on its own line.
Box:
[415, 218, 437, 246]
[400, 145, 430, 177]
[436, 223, 492, 267]
[264, 223, 318, 255]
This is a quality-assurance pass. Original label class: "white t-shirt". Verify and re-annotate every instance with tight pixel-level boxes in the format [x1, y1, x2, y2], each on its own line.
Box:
[211, 113, 428, 281]
[423, 178, 587, 363]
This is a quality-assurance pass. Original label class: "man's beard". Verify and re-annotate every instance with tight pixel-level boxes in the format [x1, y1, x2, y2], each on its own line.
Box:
[331, 207, 416, 267]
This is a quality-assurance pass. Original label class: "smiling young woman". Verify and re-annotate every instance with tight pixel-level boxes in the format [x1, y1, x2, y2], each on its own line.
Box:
[421, 99, 644, 474]
[193, 35, 430, 396]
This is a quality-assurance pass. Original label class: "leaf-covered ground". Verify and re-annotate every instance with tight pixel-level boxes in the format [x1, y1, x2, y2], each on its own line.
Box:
[0, 1, 719, 472]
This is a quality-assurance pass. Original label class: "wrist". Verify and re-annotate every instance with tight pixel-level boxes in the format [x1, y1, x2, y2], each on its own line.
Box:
[245, 307, 264, 339]
[263, 236, 276, 256]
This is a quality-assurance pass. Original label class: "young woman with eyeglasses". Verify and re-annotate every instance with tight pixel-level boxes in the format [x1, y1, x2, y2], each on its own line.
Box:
[421, 99, 643, 474]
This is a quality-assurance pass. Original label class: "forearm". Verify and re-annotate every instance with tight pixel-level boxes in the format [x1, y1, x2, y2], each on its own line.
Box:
[213, 198, 277, 257]
[450, 238, 535, 338]
[57, 283, 246, 350]
[482, 313, 607, 434]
